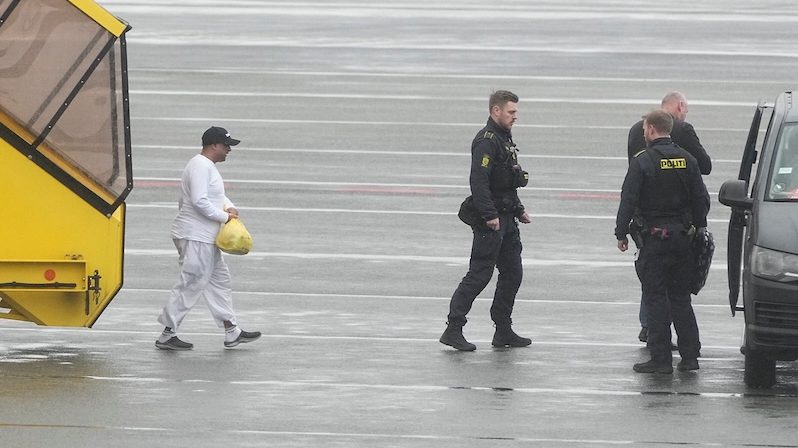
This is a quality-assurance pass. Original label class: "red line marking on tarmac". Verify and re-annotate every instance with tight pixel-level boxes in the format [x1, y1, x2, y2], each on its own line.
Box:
[557, 192, 619, 200]
[340, 186, 435, 195]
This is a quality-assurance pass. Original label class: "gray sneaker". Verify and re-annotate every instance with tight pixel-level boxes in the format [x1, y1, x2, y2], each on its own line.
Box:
[224, 330, 262, 348]
[155, 336, 193, 351]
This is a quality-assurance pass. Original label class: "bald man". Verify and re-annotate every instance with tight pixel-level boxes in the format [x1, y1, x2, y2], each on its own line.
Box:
[628, 91, 712, 174]
[627, 92, 712, 346]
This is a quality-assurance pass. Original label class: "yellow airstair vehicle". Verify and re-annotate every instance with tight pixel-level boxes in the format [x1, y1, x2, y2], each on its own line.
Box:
[0, 0, 132, 326]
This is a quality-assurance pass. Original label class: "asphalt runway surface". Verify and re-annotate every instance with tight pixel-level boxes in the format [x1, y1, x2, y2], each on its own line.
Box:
[3, 1, 798, 447]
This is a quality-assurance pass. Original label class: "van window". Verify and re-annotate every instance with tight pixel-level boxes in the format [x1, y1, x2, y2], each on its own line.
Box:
[768, 123, 798, 201]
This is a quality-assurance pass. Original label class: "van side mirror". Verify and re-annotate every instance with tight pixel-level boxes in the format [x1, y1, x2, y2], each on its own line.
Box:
[719, 179, 753, 210]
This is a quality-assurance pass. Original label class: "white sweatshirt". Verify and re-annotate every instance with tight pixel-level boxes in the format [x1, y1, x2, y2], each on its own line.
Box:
[171, 154, 235, 243]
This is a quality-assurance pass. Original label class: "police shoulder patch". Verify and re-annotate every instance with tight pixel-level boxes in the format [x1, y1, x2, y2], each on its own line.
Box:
[483, 131, 495, 140]
[660, 158, 687, 169]
[481, 154, 490, 167]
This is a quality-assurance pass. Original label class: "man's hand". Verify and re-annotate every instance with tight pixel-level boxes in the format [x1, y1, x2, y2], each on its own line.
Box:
[518, 212, 531, 224]
[486, 218, 500, 231]
[617, 239, 628, 252]
[225, 207, 239, 223]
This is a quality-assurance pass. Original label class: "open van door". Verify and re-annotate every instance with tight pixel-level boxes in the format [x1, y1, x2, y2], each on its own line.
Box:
[725, 101, 768, 315]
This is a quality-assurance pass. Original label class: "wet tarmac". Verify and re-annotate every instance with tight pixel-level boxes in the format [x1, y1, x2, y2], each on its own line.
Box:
[4, 0, 798, 446]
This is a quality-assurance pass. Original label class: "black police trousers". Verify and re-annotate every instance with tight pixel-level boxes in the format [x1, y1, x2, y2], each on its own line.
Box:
[635, 229, 700, 364]
[447, 214, 522, 328]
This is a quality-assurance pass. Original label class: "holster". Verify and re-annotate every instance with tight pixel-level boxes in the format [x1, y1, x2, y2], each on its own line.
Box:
[458, 196, 488, 230]
[628, 215, 645, 249]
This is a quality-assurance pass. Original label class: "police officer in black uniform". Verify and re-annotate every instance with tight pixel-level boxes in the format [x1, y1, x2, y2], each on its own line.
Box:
[627, 91, 712, 344]
[616, 109, 709, 373]
[439, 90, 532, 351]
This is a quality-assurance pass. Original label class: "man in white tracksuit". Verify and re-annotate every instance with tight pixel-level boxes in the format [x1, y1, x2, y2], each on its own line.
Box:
[155, 126, 261, 350]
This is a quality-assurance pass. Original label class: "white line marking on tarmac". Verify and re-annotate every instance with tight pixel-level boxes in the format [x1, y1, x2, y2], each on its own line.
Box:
[129, 67, 798, 86]
[132, 176, 725, 199]
[125, 248, 726, 271]
[123, 248, 625, 266]
[131, 175, 601, 190]
[130, 90, 755, 107]
[0, 422, 770, 446]
[129, 117, 750, 133]
[129, 202, 455, 215]
[129, 116, 629, 130]
[127, 35, 798, 60]
[121, 287, 730, 309]
[136, 144, 628, 158]
[122, 248, 729, 271]
[125, 202, 731, 224]
[79, 376, 791, 401]
[132, 144, 744, 163]
[0, 325, 740, 349]
[106, 0, 798, 24]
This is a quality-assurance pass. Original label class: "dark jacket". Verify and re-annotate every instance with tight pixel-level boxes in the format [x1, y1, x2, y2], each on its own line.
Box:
[628, 117, 712, 175]
[470, 118, 525, 221]
[615, 137, 710, 240]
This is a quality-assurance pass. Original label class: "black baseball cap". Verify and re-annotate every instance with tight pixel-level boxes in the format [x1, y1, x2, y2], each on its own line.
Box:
[202, 126, 240, 146]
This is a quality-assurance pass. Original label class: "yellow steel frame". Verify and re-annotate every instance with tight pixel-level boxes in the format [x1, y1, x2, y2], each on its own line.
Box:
[0, 0, 129, 326]
[66, 0, 128, 36]
[0, 138, 125, 326]
[0, 260, 88, 292]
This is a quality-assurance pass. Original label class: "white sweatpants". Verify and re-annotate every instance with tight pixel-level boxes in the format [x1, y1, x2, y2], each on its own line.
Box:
[158, 239, 237, 330]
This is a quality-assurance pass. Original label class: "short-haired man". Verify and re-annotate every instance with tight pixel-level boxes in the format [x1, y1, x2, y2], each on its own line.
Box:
[616, 109, 709, 373]
[155, 126, 261, 350]
[627, 91, 711, 344]
[440, 90, 533, 351]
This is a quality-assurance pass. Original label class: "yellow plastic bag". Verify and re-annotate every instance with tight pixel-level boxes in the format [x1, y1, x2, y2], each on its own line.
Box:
[215, 219, 253, 255]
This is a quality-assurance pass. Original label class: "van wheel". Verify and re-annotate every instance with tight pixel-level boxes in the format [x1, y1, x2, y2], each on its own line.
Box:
[744, 350, 776, 388]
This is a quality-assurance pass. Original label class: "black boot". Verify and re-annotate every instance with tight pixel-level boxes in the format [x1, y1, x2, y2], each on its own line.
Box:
[439, 324, 476, 351]
[638, 327, 648, 343]
[677, 358, 699, 371]
[492, 325, 532, 347]
[633, 359, 673, 374]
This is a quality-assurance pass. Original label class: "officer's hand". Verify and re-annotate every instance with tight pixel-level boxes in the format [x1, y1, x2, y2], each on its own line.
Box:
[486, 218, 500, 231]
[518, 212, 532, 224]
[617, 239, 628, 252]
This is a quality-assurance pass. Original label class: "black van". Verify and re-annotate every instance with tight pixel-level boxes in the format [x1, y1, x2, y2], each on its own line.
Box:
[719, 91, 798, 388]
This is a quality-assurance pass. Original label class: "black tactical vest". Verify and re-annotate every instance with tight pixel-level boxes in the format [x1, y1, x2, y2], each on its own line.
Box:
[480, 131, 522, 192]
[637, 141, 691, 224]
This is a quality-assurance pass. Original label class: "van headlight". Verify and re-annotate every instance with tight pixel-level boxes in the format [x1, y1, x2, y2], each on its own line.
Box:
[751, 246, 798, 282]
